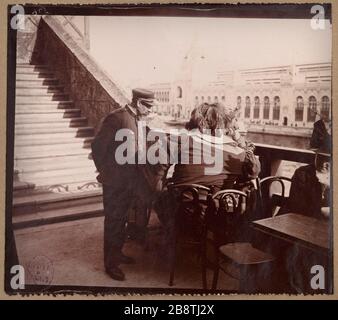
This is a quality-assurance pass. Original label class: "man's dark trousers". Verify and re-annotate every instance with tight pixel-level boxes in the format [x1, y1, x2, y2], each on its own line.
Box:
[103, 182, 135, 269]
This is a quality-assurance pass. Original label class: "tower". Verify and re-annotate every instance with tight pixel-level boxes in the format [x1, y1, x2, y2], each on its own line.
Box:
[173, 38, 209, 119]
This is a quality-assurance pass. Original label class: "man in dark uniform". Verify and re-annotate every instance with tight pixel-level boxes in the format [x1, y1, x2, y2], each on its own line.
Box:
[91, 88, 158, 281]
[310, 109, 331, 152]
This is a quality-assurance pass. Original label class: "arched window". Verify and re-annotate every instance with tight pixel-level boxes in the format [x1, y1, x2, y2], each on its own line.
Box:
[176, 86, 183, 98]
[263, 96, 270, 119]
[207, 96, 211, 102]
[321, 96, 330, 120]
[245, 96, 251, 118]
[254, 96, 260, 119]
[195, 96, 199, 106]
[273, 96, 280, 120]
[295, 96, 304, 122]
[201, 96, 204, 102]
[307, 96, 317, 122]
[214, 96, 218, 102]
[237, 96, 241, 110]
[221, 96, 225, 102]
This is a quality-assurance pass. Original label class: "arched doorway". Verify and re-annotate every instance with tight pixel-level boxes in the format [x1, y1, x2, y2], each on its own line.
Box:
[176, 86, 183, 98]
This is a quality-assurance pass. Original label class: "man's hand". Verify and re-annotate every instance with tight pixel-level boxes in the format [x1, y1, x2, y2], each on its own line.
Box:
[321, 207, 330, 219]
[316, 171, 330, 187]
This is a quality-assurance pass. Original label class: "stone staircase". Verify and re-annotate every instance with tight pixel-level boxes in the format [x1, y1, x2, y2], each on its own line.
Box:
[13, 63, 103, 229]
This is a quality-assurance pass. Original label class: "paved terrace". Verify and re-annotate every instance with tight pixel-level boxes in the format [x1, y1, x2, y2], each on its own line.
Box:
[15, 213, 237, 292]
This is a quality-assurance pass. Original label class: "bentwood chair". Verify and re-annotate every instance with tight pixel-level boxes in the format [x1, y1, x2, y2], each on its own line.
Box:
[257, 176, 292, 218]
[166, 183, 211, 288]
[205, 189, 275, 292]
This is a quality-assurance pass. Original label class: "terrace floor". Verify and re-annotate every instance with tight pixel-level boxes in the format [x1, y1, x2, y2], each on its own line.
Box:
[14, 212, 238, 294]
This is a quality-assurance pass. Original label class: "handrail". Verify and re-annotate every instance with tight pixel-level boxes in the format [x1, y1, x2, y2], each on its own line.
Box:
[254, 143, 315, 165]
[61, 16, 85, 40]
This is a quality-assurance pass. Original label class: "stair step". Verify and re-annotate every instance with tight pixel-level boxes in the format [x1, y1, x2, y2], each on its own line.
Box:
[15, 136, 93, 147]
[13, 187, 102, 212]
[16, 91, 68, 98]
[15, 160, 94, 175]
[15, 126, 94, 136]
[16, 95, 69, 103]
[16, 72, 56, 80]
[16, 100, 73, 106]
[15, 116, 85, 126]
[15, 130, 93, 140]
[15, 106, 81, 115]
[16, 158, 96, 177]
[16, 89, 64, 96]
[13, 202, 103, 229]
[15, 145, 91, 159]
[15, 145, 92, 159]
[18, 165, 97, 183]
[15, 154, 93, 172]
[16, 64, 49, 70]
[15, 121, 88, 131]
[16, 106, 75, 114]
[16, 86, 64, 95]
[16, 67, 52, 74]
[13, 187, 102, 211]
[15, 111, 82, 121]
[15, 137, 92, 151]
[16, 78, 59, 86]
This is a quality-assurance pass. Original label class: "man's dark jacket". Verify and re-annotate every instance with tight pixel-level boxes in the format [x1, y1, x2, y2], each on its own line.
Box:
[91, 106, 165, 198]
[310, 119, 331, 152]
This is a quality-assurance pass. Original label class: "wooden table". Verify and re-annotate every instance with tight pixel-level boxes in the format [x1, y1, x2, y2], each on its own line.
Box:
[252, 213, 331, 254]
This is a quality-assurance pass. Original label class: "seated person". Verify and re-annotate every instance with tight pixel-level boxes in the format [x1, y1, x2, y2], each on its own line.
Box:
[154, 102, 261, 229]
[282, 149, 330, 219]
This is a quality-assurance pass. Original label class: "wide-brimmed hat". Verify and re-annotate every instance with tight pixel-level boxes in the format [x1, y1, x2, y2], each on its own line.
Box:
[132, 88, 157, 108]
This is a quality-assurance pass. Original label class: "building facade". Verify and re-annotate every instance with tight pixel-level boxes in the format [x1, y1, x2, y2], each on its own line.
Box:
[149, 50, 331, 129]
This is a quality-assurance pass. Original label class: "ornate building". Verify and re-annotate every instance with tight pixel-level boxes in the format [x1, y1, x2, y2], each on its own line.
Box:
[149, 47, 331, 129]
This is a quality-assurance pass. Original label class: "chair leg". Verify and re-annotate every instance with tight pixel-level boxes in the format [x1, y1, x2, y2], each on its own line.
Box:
[211, 248, 220, 290]
[200, 232, 207, 290]
[239, 266, 246, 293]
[168, 215, 178, 287]
[168, 237, 177, 286]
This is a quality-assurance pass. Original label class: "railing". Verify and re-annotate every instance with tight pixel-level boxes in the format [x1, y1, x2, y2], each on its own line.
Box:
[55, 16, 90, 50]
[254, 143, 315, 177]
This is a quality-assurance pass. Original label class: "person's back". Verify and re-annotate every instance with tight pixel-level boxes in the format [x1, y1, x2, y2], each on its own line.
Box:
[170, 103, 260, 189]
[154, 103, 260, 230]
[171, 130, 256, 189]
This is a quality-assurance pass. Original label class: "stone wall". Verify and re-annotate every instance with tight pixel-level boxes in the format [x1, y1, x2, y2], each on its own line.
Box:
[33, 16, 129, 130]
[16, 16, 41, 64]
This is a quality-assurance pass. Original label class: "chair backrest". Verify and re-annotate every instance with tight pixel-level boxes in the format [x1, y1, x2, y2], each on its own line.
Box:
[212, 189, 248, 215]
[257, 176, 292, 218]
[168, 183, 211, 204]
[206, 189, 249, 243]
[167, 183, 211, 238]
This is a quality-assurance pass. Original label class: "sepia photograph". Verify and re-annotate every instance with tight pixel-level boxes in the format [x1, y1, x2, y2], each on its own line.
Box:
[5, 3, 333, 295]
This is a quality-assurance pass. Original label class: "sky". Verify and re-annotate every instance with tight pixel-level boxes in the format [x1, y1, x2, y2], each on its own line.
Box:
[89, 16, 332, 92]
